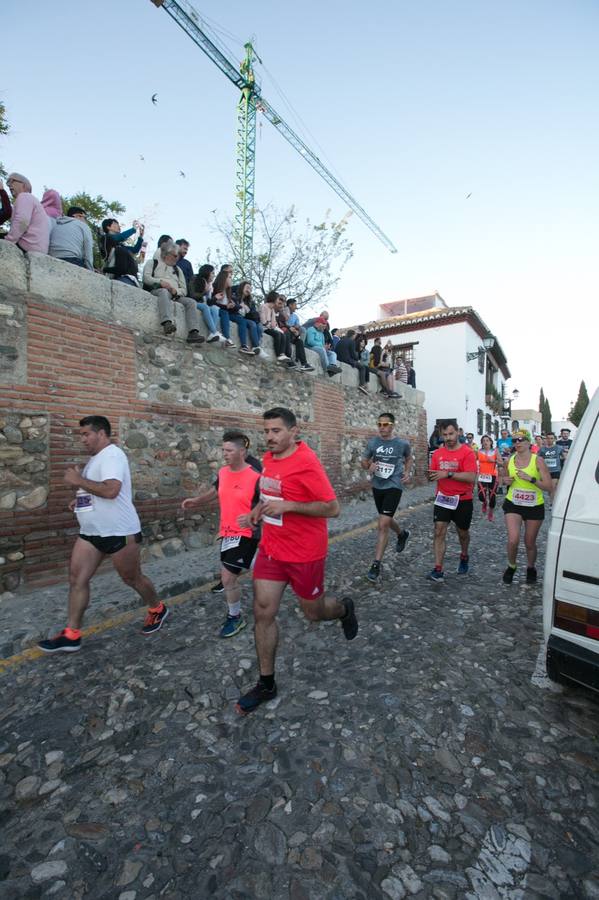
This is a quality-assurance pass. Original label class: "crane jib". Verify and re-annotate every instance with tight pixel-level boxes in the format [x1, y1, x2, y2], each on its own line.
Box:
[150, 0, 398, 262]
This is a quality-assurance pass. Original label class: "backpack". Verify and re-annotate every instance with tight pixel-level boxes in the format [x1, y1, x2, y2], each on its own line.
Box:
[103, 244, 139, 279]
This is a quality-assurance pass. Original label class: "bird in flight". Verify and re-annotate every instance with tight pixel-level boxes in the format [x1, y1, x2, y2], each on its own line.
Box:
[179, 171, 186, 178]
[151, 93, 158, 105]
[466, 193, 472, 199]
[140, 155, 145, 161]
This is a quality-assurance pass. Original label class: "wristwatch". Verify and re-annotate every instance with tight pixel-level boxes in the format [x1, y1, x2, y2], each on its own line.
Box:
[530, 477, 537, 485]
[446, 472, 454, 479]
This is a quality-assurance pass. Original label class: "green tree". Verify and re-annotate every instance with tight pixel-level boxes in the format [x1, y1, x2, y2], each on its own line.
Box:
[0, 100, 9, 181]
[569, 380, 590, 427]
[61, 191, 126, 270]
[210, 204, 353, 306]
[542, 396, 552, 433]
[538, 386, 545, 414]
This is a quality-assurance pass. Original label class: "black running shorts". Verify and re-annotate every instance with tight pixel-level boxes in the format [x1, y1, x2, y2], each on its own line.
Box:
[433, 499, 473, 530]
[221, 536, 259, 574]
[502, 498, 545, 521]
[79, 532, 142, 555]
[372, 487, 403, 517]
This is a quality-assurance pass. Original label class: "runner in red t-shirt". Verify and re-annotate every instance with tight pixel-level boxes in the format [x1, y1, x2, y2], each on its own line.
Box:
[236, 407, 358, 715]
[182, 430, 260, 638]
[427, 420, 477, 582]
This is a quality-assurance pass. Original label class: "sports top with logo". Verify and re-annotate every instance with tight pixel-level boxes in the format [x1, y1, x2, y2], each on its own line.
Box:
[477, 448, 500, 481]
[75, 444, 141, 537]
[430, 444, 477, 501]
[363, 436, 411, 490]
[259, 441, 337, 562]
[506, 454, 544, 507]
[538, 445, 562, 476]
[217, 465, 261, 539]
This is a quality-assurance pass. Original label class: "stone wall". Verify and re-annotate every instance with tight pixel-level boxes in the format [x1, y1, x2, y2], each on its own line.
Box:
[0, 241, 427, 594]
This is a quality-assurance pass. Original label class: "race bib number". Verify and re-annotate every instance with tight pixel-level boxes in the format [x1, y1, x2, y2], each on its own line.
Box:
[221, 535, 242, 551]
[545, 457, 558, 469]
[75, 490, 94, 512]
[375, 460, 396, 480]
[512, 489, 537, 507]
[478, 473, 493, 483]
[260, 493, 283, 526]
[434, 492, 459, 510]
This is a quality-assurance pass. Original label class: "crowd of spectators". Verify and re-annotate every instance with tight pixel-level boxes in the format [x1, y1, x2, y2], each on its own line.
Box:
[0, 173, 418, 391]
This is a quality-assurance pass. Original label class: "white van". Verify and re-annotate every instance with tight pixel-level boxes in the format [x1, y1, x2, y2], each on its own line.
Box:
[543, 388, 599, 690]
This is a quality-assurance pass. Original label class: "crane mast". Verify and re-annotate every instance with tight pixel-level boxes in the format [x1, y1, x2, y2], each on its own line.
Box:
[151, 0, 398, 275]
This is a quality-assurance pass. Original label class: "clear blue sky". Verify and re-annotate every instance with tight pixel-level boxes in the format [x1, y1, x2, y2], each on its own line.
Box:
[3, 0, 597, 418]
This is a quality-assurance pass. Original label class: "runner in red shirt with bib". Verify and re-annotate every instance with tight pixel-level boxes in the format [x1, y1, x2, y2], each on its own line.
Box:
[236, 407, 358, 715]
[428, 420, 477, 582]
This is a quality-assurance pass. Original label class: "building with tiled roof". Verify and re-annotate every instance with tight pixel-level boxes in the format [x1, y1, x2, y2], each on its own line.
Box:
[347, 294, 514, 439]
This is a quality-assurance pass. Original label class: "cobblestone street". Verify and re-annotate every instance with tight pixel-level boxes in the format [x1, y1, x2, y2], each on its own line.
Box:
[1, 497, 599, 899]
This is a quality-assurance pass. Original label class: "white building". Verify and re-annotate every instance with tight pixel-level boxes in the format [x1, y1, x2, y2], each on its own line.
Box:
[351, 294, 512, 440]
[510, 409, 542, 437]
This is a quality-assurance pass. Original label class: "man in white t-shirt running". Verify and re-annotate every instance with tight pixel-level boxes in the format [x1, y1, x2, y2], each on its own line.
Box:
[38, 416, 168, 653]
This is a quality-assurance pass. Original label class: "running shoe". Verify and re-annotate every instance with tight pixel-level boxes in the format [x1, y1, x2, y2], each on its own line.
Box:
[457, 556, 469, 575]
[220, 614, 246, 638]
[396, 529, 410, 553]
[277, 354, 291, 362]
[207, 332, 220, 343]
[358, 385, 369, 395]
[236, 680, 278, 715]
[211, 580, 224, 593]
[502, 565, 516, 584]
[526, 567, 537, 584]
[38, 629, 81, 653]
[388, 392, 401, 399]
[340, 597, 358, 640]
[223, 339, 235, 348]
[427, 568, 445, 583]
[162, 320, 177, 335]
[299, 363, 315, 372]
[238, 345, 254, 355]
[186, 330, 205, 344]
[141, 604, 169, 635]
[252, 346, 261, 355]
[367, 561, 381, 582]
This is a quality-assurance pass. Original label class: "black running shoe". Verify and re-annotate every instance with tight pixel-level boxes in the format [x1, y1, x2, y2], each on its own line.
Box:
[341, 598, 358, 640]
[211, 580, 224, 593]
[367, 561, 380, 582]
[236, 680, 277, 715]
[38, 629, 81, 654]
[396, 529, 410, 553]
[502, 566, 516, 584]
[141, 604, 169, 635]
[526, 567, 537, 584]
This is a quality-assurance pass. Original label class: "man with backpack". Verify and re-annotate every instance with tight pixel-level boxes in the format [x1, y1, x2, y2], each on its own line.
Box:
[142, 241, 204, 343]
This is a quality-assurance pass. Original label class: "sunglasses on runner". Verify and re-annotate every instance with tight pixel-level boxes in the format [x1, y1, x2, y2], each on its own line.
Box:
[513, 437, 528, 443]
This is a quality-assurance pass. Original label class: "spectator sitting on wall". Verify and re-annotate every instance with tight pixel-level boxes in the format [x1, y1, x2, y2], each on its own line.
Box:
[175, 239, 194, 294]
[331, 327, 340, 349]
[41, 189, 63, 227]
[48, 206, 94, 270]
[335, 329, 369, 395]
[142, 240, 204, 343]
[211, 269, 237, 348]
[151, 234, 173, 260]
[4, 172, 50, 254]
[304, 317, 341, 376]
[303, 309, 330, 331]
[369, 337, 398, 398]
[229, 280, 263, 356]
[405, 358, 416, 388]
[99, 219, 144, 287]
[189, 264, 222, 342]
[277, 297, 314, 371]
[259, 291, 296, 367]
[0, 178, 12, 227]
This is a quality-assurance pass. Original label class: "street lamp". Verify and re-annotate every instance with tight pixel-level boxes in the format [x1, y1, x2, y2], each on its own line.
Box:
[502, 388, 519, 418]
[466, 334, 495, 362]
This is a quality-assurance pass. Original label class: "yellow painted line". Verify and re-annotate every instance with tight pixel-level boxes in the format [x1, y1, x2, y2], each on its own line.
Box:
[0, 498, 431, 676]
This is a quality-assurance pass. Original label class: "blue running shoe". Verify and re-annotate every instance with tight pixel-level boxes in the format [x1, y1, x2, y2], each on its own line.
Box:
[427, 568, 444, 583]
[457, 556, 469, 575]
[220, 614, 247, 638]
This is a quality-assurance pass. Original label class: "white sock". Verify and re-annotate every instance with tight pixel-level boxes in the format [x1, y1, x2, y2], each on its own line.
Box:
[227, 601, 241, 617]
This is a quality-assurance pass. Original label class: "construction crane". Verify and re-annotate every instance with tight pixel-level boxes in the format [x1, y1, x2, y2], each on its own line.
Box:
[150, 0, 398, 275]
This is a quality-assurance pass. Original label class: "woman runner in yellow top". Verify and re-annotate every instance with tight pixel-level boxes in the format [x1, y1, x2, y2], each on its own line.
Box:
[501, 430, 552, 585]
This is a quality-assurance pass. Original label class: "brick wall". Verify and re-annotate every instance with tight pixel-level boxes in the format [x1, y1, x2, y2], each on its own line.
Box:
[0, 242, 427, 593]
